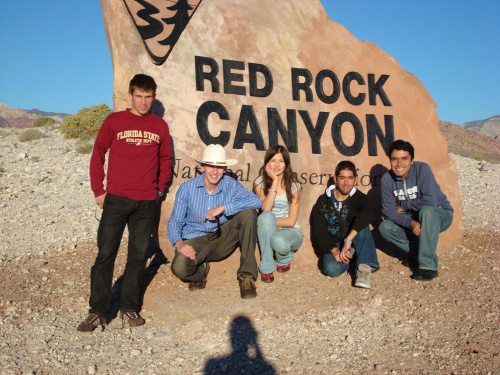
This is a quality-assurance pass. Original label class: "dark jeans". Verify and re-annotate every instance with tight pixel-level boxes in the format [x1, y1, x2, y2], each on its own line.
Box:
[171, 209, 259, 282]
[89, 193, 156, 317]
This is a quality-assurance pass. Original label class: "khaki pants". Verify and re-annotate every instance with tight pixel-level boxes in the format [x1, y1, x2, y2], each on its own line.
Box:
[171, 209, 258, 282]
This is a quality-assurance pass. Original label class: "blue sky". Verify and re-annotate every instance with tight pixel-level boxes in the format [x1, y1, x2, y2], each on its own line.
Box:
[0, 0, 498, 125]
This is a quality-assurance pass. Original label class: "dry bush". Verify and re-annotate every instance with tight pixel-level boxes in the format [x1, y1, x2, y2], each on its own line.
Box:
[18, 129, 47, 142]
[32, 117, 55, 127]
[60, 104, 111, 139]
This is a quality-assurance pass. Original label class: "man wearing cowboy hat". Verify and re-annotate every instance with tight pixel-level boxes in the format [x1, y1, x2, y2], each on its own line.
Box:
[167, 144, 262, 298]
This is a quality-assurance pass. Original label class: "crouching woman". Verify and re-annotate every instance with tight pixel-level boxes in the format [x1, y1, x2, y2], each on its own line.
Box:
[253, 145, 303, 283]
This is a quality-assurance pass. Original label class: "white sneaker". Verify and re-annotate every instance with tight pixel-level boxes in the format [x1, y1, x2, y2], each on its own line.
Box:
[355, 264, 372, 289]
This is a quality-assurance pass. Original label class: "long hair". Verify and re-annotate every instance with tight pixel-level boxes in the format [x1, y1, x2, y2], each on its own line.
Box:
[262, 145, 298, 204]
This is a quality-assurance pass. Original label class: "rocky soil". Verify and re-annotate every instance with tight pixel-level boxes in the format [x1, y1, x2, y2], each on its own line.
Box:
[0, 127, 499, 374]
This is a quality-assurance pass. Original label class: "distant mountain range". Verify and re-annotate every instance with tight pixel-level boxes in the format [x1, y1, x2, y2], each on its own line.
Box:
[460, 115, 500, 141]
[0, 103, 69, 128]
[439, 118, 500, 163]
[25, 108, 71, 118]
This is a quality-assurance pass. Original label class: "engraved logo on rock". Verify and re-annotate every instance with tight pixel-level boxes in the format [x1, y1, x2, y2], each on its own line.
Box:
[122, 0, 202, 65]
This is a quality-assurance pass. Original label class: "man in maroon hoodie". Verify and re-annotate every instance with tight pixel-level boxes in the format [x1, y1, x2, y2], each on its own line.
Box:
[77, 74, 173, 332]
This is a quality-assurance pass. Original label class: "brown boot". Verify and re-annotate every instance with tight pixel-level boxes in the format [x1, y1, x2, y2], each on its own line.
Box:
[238, 273, 257, 299]
[77, 313, 106, 332]
[120, 311, 146, 328]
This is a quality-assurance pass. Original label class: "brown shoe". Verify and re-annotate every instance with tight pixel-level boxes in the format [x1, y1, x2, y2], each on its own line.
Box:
[238, 273, 257, 299]
[189, 263, 210, 291]
[120, 311, 145, 328]
[77, 313, 106, 332]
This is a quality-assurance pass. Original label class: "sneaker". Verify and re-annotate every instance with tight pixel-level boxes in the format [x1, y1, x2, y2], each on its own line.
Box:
[411, 269, 438, 281]
[238, 273, 257, 299]
[189, 263, 210, 291]
[260, 272, 274, 283]
[276, 263, 291, 273]
[77, 313, 106, 332]
[354, 264, 372, 289]
[120, 311, 145, 328]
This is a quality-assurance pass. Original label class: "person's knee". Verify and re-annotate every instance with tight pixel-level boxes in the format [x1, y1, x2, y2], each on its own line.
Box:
[378, 220, 392, 238]
[322, 255, 346, 278]
[171, 254, 189, 280]
[356, 226, 372, 239]
[323, 262, 345, 278]
[240, 209, 258, 224]
[258, 211, 275, 226]
[418, 205, 435, 221]
[270, 235, 289, 255]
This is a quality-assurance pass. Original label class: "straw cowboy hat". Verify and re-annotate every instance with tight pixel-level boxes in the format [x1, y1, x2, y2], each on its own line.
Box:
[194, 144, 238, 167]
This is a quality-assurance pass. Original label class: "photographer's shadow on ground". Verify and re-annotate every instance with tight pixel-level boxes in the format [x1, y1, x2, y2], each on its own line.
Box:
[204, 315, 276, 375]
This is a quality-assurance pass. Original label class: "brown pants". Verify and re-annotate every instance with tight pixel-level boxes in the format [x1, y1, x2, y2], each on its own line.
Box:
[171, 209, 258, 282]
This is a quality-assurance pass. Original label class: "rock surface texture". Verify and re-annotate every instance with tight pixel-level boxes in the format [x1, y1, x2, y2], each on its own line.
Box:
[100, 0, 462, 260]
[0, 127, 499, 374]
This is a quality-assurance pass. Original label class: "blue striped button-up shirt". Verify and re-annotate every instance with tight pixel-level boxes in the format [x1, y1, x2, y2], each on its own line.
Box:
[167, 173, 262, 246]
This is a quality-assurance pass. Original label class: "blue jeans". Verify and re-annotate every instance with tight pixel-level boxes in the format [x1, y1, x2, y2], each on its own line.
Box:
[257, 211, 303, 274]
[322, 226, 380, 278]
[89, 194, 156, 317]
[378, 205, 453, 271]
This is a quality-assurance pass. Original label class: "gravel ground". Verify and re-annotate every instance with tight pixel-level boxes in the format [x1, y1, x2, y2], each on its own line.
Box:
[0, 128, 499, 374]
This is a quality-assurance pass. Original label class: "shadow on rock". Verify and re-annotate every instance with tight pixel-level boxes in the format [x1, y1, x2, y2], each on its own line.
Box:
[204, 315, 276, 375]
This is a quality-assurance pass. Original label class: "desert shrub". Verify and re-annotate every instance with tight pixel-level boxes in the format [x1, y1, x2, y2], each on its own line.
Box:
[32, 116, 55, 127]
[0, 166, 5, 173]
[471, 154, 483, 161]
[18, 129, 47, 142]
[75, 140, 94, 154]
[60, 104, 111, 139]
[78, 133, 92, 142]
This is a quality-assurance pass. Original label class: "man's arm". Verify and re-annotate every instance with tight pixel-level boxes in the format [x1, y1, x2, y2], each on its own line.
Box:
[310, 197, 340, 254]
[95, 193, 107, 209]
[157, 125, 173, 193]
[89, 117, 112, 198]
[349, 192, 372, 233]
[174, 239, 196, 260]
[167, 185, 189, 247]
[400, 163, 441, 212]
[381, 174, 412, 228]
[336, 229, 357, 263]
[223, 182, 262, 216]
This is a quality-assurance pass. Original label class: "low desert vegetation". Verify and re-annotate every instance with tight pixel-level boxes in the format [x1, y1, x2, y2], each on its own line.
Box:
[32, 116, 55, 128]
[18, 129, 47, 143]
[60, 104, 111, 139]
[75, 140, 94, 154]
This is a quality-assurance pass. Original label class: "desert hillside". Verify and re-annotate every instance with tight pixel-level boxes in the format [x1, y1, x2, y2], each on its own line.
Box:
[461, 114, 500, 140]
[0, 103, 67, 129]
[439, 120, 500, 163]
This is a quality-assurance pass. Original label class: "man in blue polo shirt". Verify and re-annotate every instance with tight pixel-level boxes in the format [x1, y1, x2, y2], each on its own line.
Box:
[167, 144, 262, 299]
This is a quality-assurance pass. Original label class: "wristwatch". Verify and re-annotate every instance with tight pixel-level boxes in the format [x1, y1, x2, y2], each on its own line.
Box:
[158, 191, 164, 198]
